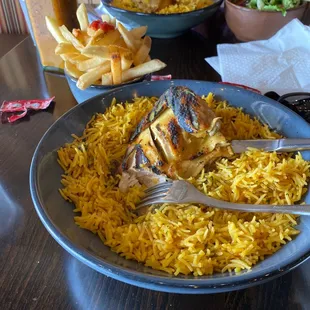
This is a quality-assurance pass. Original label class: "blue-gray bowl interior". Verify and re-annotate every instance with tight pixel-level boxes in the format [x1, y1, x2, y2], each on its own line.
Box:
[99, 0, 223, 38]
[30, 80, 310, 294]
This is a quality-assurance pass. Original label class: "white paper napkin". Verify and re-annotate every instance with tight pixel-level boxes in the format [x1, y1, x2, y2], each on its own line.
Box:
[205, 19, 310, 95]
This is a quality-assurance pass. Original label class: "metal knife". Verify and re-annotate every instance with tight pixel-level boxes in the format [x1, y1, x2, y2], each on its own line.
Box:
[231, 139, 310, 153]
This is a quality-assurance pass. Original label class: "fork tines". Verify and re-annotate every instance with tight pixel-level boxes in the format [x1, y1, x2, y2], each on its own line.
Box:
[145, 181, 172, 194]
[137, 181, 173, 209]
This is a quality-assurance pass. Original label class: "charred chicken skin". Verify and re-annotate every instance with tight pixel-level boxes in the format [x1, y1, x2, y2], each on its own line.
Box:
[119, 86, 233, 190]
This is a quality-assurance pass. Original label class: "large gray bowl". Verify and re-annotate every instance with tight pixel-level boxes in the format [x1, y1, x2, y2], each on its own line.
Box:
[30, 80, 310, 294]
[100, 0, 223, 38]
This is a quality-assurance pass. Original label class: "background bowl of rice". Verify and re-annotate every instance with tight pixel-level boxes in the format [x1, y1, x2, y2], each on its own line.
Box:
[30, 80, 310, 293]
[99, 0, 223, 38]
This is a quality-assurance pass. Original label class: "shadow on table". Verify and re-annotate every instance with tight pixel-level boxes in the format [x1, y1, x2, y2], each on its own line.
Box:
[194, 8, 239, 45]
[65, 254, 307, 310]
[150, 29, 221, 82]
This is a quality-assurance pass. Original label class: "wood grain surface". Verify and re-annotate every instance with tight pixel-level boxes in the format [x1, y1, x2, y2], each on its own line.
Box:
[1, 14, 310, 310]
[0, 34, 28, 58]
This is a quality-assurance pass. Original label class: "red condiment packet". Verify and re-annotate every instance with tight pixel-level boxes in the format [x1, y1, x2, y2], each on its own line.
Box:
[151, 75, 172, 81]
[219, 82, 261, 94]
[0, 97, 55, 123]
[5, 110, 28, 123]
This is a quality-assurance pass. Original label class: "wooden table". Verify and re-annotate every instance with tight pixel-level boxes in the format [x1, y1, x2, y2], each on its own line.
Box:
[1, 18, 310, 309]
[0, 34, 28, 58]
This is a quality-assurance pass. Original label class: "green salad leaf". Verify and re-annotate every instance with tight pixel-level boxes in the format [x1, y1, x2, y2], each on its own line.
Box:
[246, 0, 301, 16]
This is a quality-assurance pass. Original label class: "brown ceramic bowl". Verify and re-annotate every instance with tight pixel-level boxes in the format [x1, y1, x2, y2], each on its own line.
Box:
[224, 0, 309, 41]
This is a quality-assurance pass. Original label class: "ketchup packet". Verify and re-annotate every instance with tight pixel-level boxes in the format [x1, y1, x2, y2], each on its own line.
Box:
[151, 75, 172, 81]
[0, 97, 55, 123]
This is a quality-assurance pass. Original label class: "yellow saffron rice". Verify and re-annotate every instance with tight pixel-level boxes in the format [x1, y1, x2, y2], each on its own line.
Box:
[111, 0, 214, 14]
[57, 94, 310, 276]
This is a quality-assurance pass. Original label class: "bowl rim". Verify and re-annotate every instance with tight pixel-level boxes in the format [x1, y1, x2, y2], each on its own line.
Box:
[225, 0, 307, 13]
[30, 80, 310, 293]
[64, 69, 151, 90]
[101, 0, 223, 17]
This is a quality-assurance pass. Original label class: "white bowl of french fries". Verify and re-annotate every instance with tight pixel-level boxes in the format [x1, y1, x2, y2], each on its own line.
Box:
[45, 4, 167, 91]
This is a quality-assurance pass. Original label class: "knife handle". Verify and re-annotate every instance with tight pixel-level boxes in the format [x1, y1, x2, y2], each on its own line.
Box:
[277, 139, 310, 152]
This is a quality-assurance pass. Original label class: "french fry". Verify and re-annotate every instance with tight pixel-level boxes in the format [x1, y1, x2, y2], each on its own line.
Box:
[94, 30, 104, 40]
[101, 72, 113, 85]
[110, 45, 132, 57]
[106, 45, 133, 70]
[122, 59, 166, 82]
[77, 57, 108, 71]
[76, 3, 89, 32]
[67, 54, 90, 64]
[101, 14, 110, 23]
[94, 30, 120, 46]
[115, 46, 133, 70]
[77, 62, 111, 90]
[113, 37, 127, 49]
[87, 28, 103, 37]
[72, 28, 83, 38]
[72, 28, 90, 46]
[133, 36, 151, 66]
[110, 18, 117, 28]
[109, 46, 122, 85]
[83, 34, 92, 46]
[59, 25, 84, 50]
[85, 36, 99, 47]
[82, 46, 110, 59]
[93, 80, 102, 85]
[99, 59, 166, 84]
[65, 61, 83, 79]
[121, 54, 133, 71]
[60, 53, 80, 62]
[45, 16, 67, 43]
[130, 26, 147, 39]
[117, 23, 138, 52]
[55, 43, 79, 55]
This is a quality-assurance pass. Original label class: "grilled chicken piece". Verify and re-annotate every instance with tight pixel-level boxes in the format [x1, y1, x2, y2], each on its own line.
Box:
[132, 0, 173, 13]
[119, 86, 233, 191]
[132, 0, 161, 12]
[158, 0, 174, 10]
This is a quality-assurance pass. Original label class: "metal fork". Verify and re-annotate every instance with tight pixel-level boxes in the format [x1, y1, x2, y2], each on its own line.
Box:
[136, 180, 310, 215]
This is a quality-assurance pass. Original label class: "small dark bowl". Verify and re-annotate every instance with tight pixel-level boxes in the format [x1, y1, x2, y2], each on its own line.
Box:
[100, 0, 223, 38]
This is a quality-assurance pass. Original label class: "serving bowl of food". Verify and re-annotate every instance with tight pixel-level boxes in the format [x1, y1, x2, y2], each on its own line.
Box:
[30, 80, 310, 293]
[100, 0, 224, 38]
[225, 0, 309, 41]
[46, 4, 166, 102]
